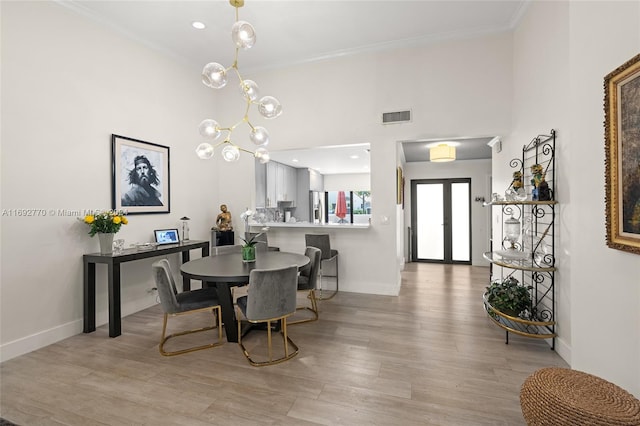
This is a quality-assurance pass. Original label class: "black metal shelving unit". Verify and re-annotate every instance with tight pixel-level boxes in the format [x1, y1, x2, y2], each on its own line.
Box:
[483, 130, 557, 349]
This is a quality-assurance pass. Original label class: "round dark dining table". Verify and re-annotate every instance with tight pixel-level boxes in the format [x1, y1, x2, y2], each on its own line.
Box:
[180, 251, 310, 342]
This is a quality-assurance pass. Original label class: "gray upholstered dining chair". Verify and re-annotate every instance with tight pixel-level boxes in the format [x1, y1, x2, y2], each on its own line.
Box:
[290, 246, 321, 325]
[212, 244, 243, 255]
[152, 259, 223, 356]
[304, 234, 339, 300]
[245, 232, 279, 252]
[235, 265, 299, 366]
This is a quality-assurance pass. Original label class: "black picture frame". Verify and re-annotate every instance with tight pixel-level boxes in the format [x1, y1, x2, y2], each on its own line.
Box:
[112, 134, 170, 215]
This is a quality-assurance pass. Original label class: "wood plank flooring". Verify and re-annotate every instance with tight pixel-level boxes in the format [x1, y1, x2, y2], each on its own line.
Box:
[0, 263, 567, 425]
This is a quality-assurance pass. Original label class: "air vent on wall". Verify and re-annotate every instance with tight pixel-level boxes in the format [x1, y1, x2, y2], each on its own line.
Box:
[382, 110, 411, 124]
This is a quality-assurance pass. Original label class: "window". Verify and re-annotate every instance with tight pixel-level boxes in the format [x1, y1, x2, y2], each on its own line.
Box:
[326, 190, 371, 224]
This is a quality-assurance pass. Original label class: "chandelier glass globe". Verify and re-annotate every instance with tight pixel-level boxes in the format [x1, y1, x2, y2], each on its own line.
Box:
[231, 21, 256, 50]
[258, 96, 283, 119]
[240, 79, 259, 101]
[202, 63, 228, 89]
[250, 126, 269, 146]
[198, 119, 221, 140]
[254, 147, 270, 164]
[222, 144, 240, 162]
[195, 143, 215, 159]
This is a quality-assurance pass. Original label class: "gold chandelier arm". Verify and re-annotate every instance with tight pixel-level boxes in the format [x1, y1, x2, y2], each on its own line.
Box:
[213, 139, 230, 149]
[233, 48, 240, 70]
[243, 98, 251, 118]
[236, 146, 256, 155]
[231, 65, 243, 81]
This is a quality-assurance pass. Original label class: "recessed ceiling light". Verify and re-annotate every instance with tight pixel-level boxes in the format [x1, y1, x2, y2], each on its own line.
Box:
[292, 158, 299, 163]
[192, 21, 206, 30]
[350, 155, 359, 159]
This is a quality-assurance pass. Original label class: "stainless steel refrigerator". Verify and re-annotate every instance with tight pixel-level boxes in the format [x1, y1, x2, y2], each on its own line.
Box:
[310, 191, 324, 224]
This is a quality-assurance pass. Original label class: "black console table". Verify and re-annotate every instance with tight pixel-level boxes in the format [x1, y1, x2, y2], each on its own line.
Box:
[83, 240, 209, 338]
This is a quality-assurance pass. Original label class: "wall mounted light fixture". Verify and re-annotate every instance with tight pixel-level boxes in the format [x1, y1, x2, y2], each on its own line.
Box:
[195, 0, 281, 164]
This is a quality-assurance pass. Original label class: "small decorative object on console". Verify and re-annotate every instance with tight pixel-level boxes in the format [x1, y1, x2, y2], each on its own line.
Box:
[180, 216, 190, 241]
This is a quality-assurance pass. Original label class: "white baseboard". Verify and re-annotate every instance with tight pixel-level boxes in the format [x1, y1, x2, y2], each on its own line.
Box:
[0, 319, 82, 363]
[1, 298, 159, 363]
[340, 279, 401, 296]
[554, 336, 571, 366]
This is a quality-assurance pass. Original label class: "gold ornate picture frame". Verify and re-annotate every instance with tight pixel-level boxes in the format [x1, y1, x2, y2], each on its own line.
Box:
[396, 166, 404, 205]
[604, 53, 640, 254]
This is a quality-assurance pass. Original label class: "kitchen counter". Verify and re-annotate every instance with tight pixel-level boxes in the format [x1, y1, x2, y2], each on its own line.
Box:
[249, 221, 370, 230]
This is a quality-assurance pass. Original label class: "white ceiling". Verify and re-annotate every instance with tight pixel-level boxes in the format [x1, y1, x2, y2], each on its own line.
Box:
[59, 0, 526, 172]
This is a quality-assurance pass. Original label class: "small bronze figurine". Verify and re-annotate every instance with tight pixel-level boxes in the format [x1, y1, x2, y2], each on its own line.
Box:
[215, 204, 233, 231]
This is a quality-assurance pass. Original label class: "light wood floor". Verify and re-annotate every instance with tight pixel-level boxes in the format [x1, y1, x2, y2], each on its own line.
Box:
[0, 263, 567, 425]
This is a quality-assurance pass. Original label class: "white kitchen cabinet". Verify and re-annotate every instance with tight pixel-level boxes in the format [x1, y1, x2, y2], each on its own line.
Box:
[261, 161, 297, 207]
[255, 160, 267, 208]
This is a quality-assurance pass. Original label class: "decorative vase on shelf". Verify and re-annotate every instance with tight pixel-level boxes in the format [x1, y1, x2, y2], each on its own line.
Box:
[242, 245, 256, 262]
[538, 180, 552, 201]
[515, 187, 527, 201]
[98, 232, 115, 255]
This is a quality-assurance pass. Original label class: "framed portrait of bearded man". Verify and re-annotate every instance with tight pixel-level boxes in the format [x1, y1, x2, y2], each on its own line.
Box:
[112, 134, 170, 214]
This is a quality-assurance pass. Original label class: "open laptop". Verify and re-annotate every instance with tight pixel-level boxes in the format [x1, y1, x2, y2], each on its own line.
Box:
[154, 228, 180, 245]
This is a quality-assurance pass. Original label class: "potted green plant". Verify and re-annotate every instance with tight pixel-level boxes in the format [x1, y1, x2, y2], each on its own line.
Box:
[239, 232, 263, 262]
[484, 276, 532, 318]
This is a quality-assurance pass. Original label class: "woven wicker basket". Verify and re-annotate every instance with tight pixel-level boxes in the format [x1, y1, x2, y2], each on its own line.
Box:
[520, 367, 640, 425]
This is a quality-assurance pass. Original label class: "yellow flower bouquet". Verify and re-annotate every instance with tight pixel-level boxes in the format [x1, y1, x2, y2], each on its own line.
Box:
[83, 210, 128, 236]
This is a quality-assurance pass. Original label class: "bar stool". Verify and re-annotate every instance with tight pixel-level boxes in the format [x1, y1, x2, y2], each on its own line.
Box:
[304, 234, 338, 300]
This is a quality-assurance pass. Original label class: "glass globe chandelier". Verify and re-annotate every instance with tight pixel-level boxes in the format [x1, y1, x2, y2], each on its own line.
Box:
[195, 0, 282, 164]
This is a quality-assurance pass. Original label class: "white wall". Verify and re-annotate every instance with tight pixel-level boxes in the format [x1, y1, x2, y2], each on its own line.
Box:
[0, 2, 218, 360]
[404, 159, 492, 266]
[507, 0, 640, 397]
[568, 0, 640, 397]
[501, 0, 572, 362]
[324, 173, 370, 191]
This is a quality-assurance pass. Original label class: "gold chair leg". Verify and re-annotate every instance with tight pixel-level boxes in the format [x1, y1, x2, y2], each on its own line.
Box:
[159, 306, 224, 356]
[282, 318, 288, 357]
[237, 313, 299, 367]
[309, 289, 318, 315]
[290, 289, 319, 325]
[317, 264, 338, 300]
[267, 320, 273, 361]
